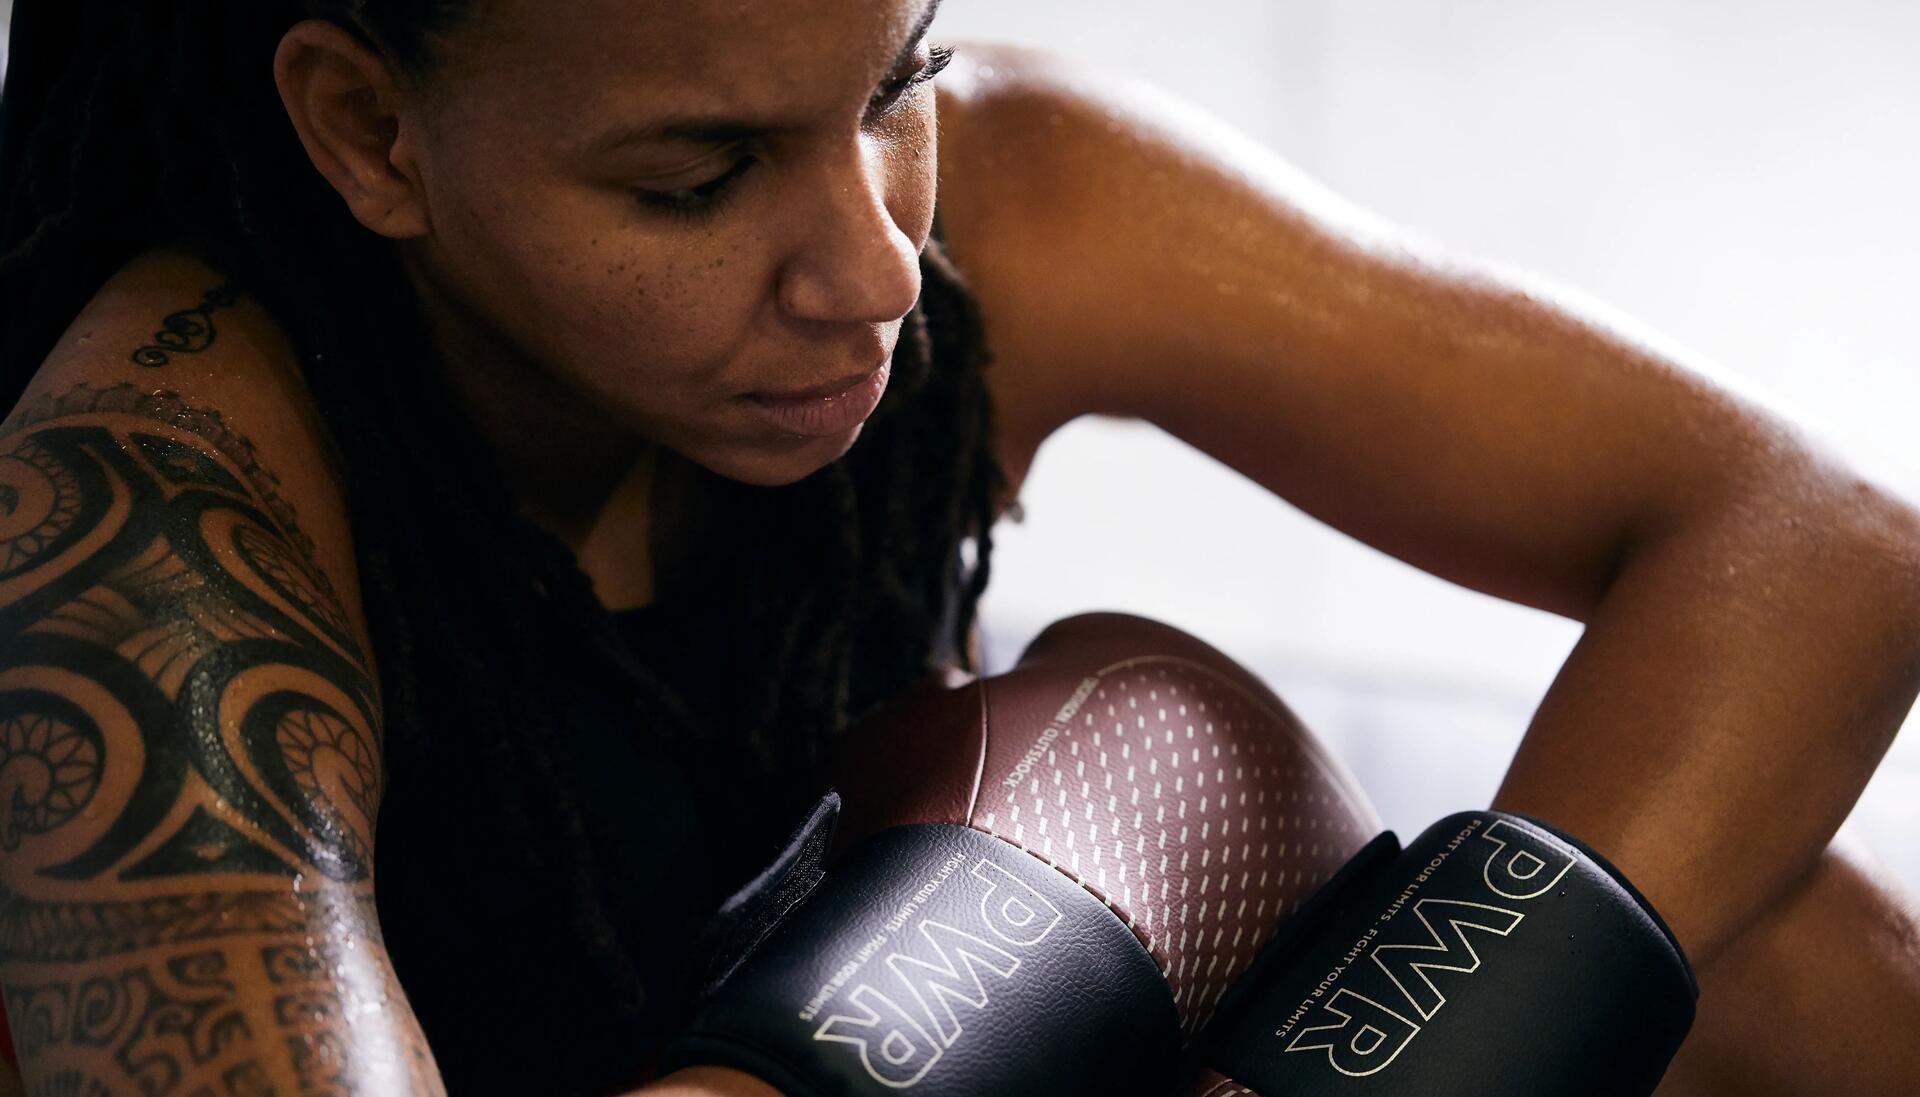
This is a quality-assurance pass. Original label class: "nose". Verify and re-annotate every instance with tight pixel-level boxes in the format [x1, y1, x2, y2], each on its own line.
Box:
[777, 136, 924, 326]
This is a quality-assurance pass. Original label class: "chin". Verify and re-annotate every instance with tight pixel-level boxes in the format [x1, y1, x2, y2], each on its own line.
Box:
[685, 425, 866, 487]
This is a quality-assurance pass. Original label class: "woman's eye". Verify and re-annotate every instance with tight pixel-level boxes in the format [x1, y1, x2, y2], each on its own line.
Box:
[631, 47, 954, 226]
[633, 156, 758, 223]
[868, 44, 955, 116]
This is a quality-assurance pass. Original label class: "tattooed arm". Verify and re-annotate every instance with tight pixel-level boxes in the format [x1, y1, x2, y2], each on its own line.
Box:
[0, 251, 439, 1096]
[0, 253, 794, 1097]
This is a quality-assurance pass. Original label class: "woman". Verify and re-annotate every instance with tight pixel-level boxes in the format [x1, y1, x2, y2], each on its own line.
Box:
[0, 1, 1915, 1095]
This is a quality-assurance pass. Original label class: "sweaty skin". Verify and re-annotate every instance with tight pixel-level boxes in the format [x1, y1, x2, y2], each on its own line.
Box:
[4, 0, 1919, 1093]
[279, 0, 944, 555]
[292, 4, 1920, 1086]
[2, 2, 949, 1094]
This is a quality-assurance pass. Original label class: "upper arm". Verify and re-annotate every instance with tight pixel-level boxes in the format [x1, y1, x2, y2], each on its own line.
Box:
[0, 250, 439, 1092]
[936, 45, 1835, 619]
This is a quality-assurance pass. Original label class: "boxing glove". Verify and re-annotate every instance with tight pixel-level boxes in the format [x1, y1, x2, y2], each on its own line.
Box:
[1179, 809, 1699, 1097]
[662, 612, 1380, 1096]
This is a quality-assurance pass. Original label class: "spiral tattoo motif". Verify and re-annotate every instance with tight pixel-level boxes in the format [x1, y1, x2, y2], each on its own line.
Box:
[0, 335, 438, 1093]
[5, 950, 258, 1092]
[274, 707, 378, 869]
[69, 976, 132, 1045]
[128, 283, 240, 368]
[0, 703, 105, 851]
[0, 437, 88, 579]
[233, 524, 353, 652]
[0, 411, 379, 885]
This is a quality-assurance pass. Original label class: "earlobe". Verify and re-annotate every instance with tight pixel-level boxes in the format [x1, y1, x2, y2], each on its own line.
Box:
[272, 19, 430, 240]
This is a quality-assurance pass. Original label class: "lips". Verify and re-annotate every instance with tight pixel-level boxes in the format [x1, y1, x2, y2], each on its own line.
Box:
[747, 349, 891, 402]
[740, 357, 893, 438]
[751, 370, 877, 402]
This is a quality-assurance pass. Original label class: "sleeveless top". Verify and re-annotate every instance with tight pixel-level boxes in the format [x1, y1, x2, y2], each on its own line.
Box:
[372, 224, 1004, 1097]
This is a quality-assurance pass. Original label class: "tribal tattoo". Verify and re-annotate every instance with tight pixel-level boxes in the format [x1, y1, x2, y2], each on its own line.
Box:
[129, 284, 241, 369]
[0, 411, 377, 882]
[0, 328, 443, 1093]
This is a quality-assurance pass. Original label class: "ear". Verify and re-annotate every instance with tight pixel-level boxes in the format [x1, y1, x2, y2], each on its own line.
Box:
[273, 19, 431, 240]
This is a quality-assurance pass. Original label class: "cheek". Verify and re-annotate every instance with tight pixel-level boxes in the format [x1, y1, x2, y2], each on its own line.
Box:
[883, 100, 941, 233]
[545, 235, 756, 375]
[452, 185, 769, 394]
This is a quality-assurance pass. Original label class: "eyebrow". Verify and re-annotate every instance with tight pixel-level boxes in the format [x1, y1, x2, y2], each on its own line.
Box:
[576, 0, 945, 155]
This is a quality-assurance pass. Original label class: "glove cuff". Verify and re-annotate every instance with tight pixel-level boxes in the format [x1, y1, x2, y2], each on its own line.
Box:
[664, 823, 1181, 1096]
[1202, 810, 1697, 1096]
[1506, 810, 1698, 998]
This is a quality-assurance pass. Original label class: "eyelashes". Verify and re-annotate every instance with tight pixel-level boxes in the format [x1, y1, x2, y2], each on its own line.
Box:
[633, 156, 759, 225]
[634, 44, 956, 225]
[870, 44, 955, 113]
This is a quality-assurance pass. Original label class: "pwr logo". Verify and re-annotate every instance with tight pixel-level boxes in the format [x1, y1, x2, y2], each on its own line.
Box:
[1284, 820, 1577, 1077]
[814, 857, 1064, 1088]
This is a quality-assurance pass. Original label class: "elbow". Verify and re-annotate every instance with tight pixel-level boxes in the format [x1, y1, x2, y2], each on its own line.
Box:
[1843, 480, 1920, 656]
[1611, 448, 1920, 639]
[1737, 465, 1920, 663]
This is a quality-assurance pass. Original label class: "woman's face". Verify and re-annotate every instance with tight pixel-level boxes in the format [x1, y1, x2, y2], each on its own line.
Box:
[392, 0, 945, 488]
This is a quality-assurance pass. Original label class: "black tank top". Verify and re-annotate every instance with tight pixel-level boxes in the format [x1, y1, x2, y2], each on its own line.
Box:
[373, 226, 1002, 1096]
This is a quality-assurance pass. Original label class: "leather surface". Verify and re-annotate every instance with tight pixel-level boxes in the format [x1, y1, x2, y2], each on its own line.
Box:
[830, 675, 990, 845]
[975, 613, 1379, 1033]
[673, 612, 1383, 1094]
[689, 792, 846, 1000]
[1178, 1069, 1259, 1097]
[1201, 810, 1698, 1096]
[667, 824, 1180, 1096]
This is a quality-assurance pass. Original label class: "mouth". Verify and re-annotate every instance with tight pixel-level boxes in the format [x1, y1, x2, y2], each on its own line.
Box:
[739, 357, 893, 439]
[749, 366, 884, 403]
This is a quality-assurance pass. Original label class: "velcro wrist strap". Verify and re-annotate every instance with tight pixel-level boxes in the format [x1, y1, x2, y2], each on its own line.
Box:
[664, 823, 1181, 1096]
[1203, 811, 1697, 1097]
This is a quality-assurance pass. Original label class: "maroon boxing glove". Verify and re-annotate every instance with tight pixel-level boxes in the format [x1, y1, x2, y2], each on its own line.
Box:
[665, 612, 1380, 1095]
[829, 612, 1384, 1032]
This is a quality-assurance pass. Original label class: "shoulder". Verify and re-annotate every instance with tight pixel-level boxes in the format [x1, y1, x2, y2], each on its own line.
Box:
[930, 44, 1135, 493]
[4, 245, 364, 617]
[932, 41, 1181, 213]
[0, 248, 409, 1078]
[16, 247, 323, 441]
[931, 43, 1311, 468]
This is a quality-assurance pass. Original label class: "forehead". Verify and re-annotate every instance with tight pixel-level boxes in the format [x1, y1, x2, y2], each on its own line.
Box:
[433, 0, 927, 125]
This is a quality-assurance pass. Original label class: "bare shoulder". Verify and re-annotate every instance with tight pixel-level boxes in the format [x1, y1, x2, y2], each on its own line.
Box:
[24, 249, 312, 414]
[932, 43, 1097, 494]
[0, 249, 433, 1091]
[16, 248, 339, 472]
[5, 247, 362, 613]
[932, 43, 1280, 489]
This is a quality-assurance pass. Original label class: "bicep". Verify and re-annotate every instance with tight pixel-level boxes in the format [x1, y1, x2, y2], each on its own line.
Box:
[0, 257, 440, 1092]
[0, 408, 381, 880]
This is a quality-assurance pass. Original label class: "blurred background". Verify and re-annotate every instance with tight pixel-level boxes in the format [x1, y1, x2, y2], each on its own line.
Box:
[1, 1, 1913, 888]
[929, 0, 1920, 891]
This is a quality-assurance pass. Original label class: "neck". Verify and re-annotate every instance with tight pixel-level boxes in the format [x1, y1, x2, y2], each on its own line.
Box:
[397, 251, 656, 553]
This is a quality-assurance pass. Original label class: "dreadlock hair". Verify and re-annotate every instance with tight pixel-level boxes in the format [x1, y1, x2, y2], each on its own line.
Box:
[0, 2, 1005, 1091]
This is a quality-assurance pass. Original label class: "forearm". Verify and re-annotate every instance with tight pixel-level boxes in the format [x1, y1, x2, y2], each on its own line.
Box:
[0, 887, 444, 1095]
[1493, 478, 1920, 969]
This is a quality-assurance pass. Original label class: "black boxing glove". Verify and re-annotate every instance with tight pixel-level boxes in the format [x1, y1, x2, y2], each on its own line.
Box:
[1179, 810, 1698, 1097]
[661, 613, 1380, 1096]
